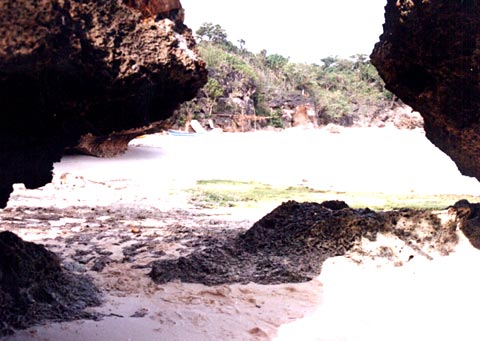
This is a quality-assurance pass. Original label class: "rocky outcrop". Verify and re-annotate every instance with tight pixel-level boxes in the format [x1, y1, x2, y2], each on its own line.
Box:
[173, 67, 260, 132]
[269, 92, 318, 128]
[0, 231, 101, 336]
[73, 120, 172, 157]
[371, 0, 480, 180]
[123, 0, 183, 19]
[211, 68, 258, 132]
[0, 0, 207, 207]
[150, 200, 461, 285]
[354, 103, 423, 129]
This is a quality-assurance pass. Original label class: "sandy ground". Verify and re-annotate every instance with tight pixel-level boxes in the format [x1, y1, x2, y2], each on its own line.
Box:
[3, 126, 480, 341]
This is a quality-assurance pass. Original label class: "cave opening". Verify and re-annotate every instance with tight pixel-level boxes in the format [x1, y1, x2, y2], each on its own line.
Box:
[2, 0, 480, 339]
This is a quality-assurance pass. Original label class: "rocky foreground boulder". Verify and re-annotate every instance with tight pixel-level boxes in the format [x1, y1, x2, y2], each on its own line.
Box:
[0, 0, 207, 207]
[149, 200, 480, 285]
[371, 0, 480, 180]
[0, 231, 101, 336]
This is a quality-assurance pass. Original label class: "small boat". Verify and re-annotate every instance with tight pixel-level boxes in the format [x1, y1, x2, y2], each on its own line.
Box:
[167, 129, 201, 136]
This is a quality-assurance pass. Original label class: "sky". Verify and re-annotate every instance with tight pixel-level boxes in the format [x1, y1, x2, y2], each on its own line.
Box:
[181, 0, 387, 64]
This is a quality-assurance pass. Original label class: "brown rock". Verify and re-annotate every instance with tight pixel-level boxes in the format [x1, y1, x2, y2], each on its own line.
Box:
[0, 0, 207, 207]
[371, 0, 480, 180]
[123, 0, 183, 20]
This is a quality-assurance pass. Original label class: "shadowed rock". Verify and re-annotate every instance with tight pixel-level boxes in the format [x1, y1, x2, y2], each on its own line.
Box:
[150, 200, 459, 285]
[0, 0, 207, 207]
[371, 0, 480, 181]
[451, 199, 480, 249]
[0, 231, 101, 336]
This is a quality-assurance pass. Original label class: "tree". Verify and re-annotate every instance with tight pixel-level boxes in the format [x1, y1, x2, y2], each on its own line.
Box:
[320, 56, 338, 68]
[203, 78, 224, 116]
[196, 23, 228, 44]
[181, 100, 200, 131]
[189, 23, 394, 130]
[283, 63, 318, 94]
[237, 39, 246, 50]
[265, 53, 289, 71]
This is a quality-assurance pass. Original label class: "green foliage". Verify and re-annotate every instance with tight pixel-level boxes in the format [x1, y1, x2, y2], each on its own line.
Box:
[204, 78, 223, 99]
[318, 90, 351, 118]
[188, 180, 480, 211]
[225, 54, 257, 81]
[320, 56, 338, 68]
[253, 91, 271, 117]
[191, 22, 395, 128]
[196, 23, 228, 44]
[269, 109, 285, 128]
[198, 43, 229, 69]
[203, 78, 223, 116]
[265, 54, 289, 71]
[189, 180, 328, 208]
[198, 43, 257, 80]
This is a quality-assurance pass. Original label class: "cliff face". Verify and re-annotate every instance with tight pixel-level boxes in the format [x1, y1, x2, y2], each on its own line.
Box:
[0, 0, 207, 207]
[371, 0, 480, 180]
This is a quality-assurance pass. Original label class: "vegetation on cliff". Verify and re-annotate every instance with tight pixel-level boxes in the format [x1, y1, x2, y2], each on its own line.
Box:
[173, 23, 406, 131]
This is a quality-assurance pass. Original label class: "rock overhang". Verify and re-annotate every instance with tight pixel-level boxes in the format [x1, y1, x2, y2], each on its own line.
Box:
[0, 0, 207, 207]
[371, 0, 480, 181]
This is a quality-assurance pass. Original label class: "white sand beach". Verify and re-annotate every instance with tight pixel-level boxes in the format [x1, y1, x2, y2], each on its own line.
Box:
[3, 126, 480, 341]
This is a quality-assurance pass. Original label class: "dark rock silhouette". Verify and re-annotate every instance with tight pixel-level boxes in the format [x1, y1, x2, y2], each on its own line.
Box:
[371, 0, 480, 180]
[0, 231, 101, 336]
[0, 0, 206, 334]
[0, 0, 207, 207]
[150, 201, 459, 285]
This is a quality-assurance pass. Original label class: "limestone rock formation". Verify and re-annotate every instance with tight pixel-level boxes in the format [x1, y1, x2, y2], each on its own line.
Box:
[371, 0, 480, 180]
[0, 0, 207, 207]
[269, 93, 318, 128]
[176, 67, 260, 132]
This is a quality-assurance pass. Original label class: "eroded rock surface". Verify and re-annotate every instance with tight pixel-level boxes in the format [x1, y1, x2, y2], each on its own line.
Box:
[150, 200, 461, 285]
[3, 195, 479, 334]
[0, 231, 101, 337]
[0, 0, 207, 207]
[371, 0, 480, 180]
